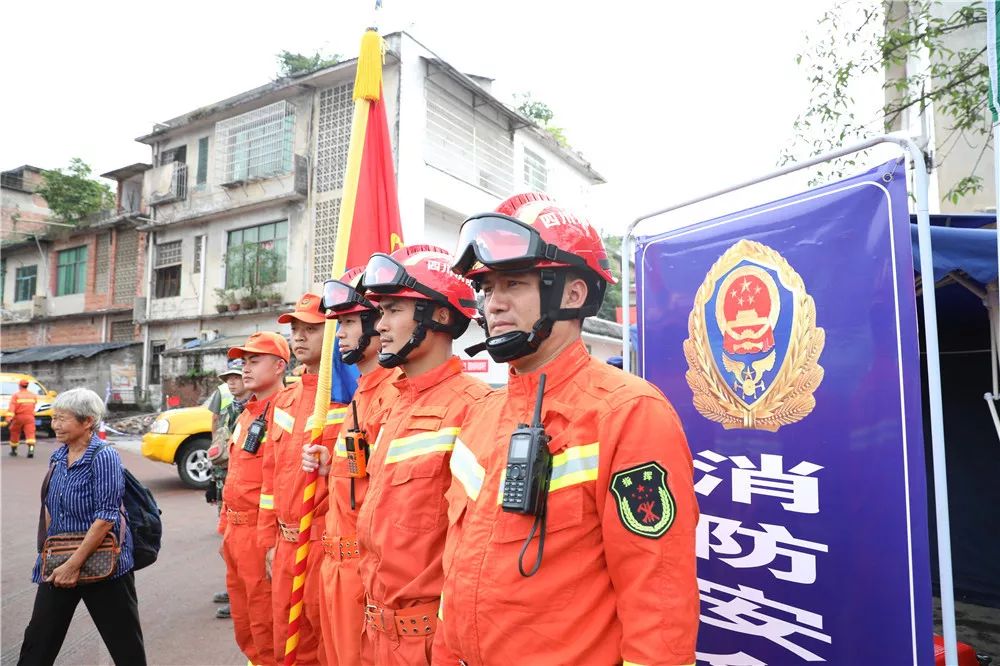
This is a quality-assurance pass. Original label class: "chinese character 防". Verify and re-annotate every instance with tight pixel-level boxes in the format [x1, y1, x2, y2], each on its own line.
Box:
[697, 514, 829, 584]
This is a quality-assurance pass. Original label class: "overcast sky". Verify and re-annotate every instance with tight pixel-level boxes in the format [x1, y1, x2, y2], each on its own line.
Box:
[1, 0, 886, 234]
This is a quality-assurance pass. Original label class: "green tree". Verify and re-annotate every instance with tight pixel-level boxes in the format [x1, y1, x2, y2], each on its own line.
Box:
[277, 50, 341, 78]
[515, 93, 569, 147]
[596, 233, 625, 322]
[782, 1, 987, 203]
[36, 158, 115, 223]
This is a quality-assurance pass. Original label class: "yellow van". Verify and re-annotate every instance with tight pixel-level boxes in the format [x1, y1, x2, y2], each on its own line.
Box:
[0, 373, 57, 437]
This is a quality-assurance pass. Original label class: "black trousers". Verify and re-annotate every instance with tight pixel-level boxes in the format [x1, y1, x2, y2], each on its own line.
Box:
[18, 571, 146, 666]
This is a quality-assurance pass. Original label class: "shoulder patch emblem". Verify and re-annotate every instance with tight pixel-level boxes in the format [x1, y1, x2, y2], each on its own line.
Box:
[610, 462, 675, 539]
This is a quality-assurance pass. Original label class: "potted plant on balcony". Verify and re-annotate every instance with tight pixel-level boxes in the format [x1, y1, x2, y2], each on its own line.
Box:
[239, 288, 258, 310]
[265, 290, 283, 307]
[213, 288, 230, 314]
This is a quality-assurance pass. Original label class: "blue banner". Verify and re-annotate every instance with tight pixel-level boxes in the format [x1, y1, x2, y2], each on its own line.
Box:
[636, 160, 933, 665]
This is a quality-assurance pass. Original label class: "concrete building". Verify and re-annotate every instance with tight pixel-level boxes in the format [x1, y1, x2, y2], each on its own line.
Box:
[134, 31, 609, 394]
[884, 1, 994, 214]
[1, 164, 150, 400]
[1, 166, 53, 240]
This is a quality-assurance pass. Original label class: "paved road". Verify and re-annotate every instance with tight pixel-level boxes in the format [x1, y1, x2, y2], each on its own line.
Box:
[2, 435, 245, 665]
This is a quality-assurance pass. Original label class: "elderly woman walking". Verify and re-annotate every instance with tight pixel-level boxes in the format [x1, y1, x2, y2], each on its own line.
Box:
[18, 388, 146, 666]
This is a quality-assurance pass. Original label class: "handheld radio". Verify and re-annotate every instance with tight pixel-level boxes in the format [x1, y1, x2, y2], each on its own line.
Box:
[241, 406, 269, 454]
[344, 400, 369, 511]
[502, 374, 551, 515]
[344, 400, 369, 479]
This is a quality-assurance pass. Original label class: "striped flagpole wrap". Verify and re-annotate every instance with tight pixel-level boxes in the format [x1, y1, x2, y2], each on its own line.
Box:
[284, 27, 389, 666]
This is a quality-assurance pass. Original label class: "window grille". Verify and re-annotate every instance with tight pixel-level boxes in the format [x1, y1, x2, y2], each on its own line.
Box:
[315, 84, 353, 193]
[215, 101, 296, 185]
[155, 241, 182, 268]
[425, 81, 513, 196]
[193, 236, 203, 274]
[312, 198, 341, 281]
[15, 265, 37, 302]
[523, 148, 547, 192]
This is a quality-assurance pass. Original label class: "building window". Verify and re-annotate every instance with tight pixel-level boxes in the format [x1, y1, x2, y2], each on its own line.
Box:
[110, 320, 135, 342]
[154, 241, 182, 298]
[215, 101, 295, 185]
[160, 145, 187, 166]
[149, 342, 166, 384]
[56, 246, 88, 296]
[226, 221, 287, 289]
[523, 148, 547, 192]
[15, 265, 37, 302]
[193, 235, 203, 274]
[425, 80, 514, 197]
[196, 136, 209, 186]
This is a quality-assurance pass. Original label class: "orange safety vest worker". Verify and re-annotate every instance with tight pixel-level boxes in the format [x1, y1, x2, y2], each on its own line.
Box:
[259, 373, 346, 665]
[220, 331, 290, 666]
[259, 292, 344, 665]
[220, 398, 277, 666]
[434, 343, 699, 665]
[8, 384, 39, 457]
[319, 365, 396, 666]
[435, 194, 699, 665]
[312, 265, 399, 666]
[356, 246, 491, 665]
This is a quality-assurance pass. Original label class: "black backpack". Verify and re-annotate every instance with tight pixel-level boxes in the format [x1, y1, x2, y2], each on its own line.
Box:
[120, 465, 163, 570]
[99, 444, 163, 570]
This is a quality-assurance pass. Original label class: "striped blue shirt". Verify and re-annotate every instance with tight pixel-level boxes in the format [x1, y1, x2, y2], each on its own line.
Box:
[32, 434, 134, 583]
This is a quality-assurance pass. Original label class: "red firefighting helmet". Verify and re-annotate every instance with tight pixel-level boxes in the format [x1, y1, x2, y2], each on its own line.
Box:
[320, 265, 376, 318]
[452, 192, 617, 284]
[364, 245, 478, 321]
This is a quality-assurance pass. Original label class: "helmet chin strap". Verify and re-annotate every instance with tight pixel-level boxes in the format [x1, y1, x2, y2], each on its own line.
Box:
[340, 310, 379, 365]
[377, 301, 446, 369]
[466, 270, 586, 364]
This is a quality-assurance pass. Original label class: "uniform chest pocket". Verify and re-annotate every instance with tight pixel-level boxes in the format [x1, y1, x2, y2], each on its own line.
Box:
[485, 485, 588, 613]
[494, 484, 585, 543]
[386, 453, 448, 532]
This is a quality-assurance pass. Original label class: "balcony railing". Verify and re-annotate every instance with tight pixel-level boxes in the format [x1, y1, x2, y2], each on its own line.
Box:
[149, 162, 188, 206]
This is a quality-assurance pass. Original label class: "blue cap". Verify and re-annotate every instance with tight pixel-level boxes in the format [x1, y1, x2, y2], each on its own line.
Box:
[218, 358, 245, 378]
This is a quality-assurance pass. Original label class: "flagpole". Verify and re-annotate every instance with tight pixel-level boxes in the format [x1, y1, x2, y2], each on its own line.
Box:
[284, 27, 385, 666]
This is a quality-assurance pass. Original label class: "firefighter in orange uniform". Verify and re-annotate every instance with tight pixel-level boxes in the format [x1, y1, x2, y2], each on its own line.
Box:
[220, 332, 289, 666]
[434, 194, 699, 666]
[258, 293, 345, 665]
[301, 266, 400, 666]
[353, 245, 490, 665]
[7, 379, 39, 457]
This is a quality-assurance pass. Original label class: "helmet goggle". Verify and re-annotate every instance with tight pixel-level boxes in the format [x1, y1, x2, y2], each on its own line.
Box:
[364, 253, 477, 310]
[451, 213, 590, 275]
[319, 278, 373, 313]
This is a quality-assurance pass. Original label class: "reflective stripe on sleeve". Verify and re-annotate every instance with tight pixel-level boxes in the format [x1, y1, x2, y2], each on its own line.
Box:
[306, 407, 348, 432]
[449, 438, 484, 501]
[273, 407, 295, 434]
[334, 437, 347, 458]
[497, 441, 600, 503]
[548, 442, 600, 492]
[259, 494, 274, 510]
[384, 427, 460, 464]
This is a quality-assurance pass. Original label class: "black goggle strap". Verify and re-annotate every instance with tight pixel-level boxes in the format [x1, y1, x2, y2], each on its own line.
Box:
[355, 309, 381, 355]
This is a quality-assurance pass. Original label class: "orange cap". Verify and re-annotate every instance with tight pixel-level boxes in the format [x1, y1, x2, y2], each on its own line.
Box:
[227, 331, 290, 362]
[277, 292, 326, 324]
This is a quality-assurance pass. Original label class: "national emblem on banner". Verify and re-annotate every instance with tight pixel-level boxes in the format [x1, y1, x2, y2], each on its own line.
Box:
[683, 239, 825, 431]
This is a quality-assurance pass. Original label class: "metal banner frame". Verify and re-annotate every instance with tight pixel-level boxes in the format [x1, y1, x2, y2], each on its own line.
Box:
[619, 133, 958, 666]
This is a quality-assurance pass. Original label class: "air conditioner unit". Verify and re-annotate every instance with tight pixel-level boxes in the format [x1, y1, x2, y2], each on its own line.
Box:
[31, 295, 46, 317]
